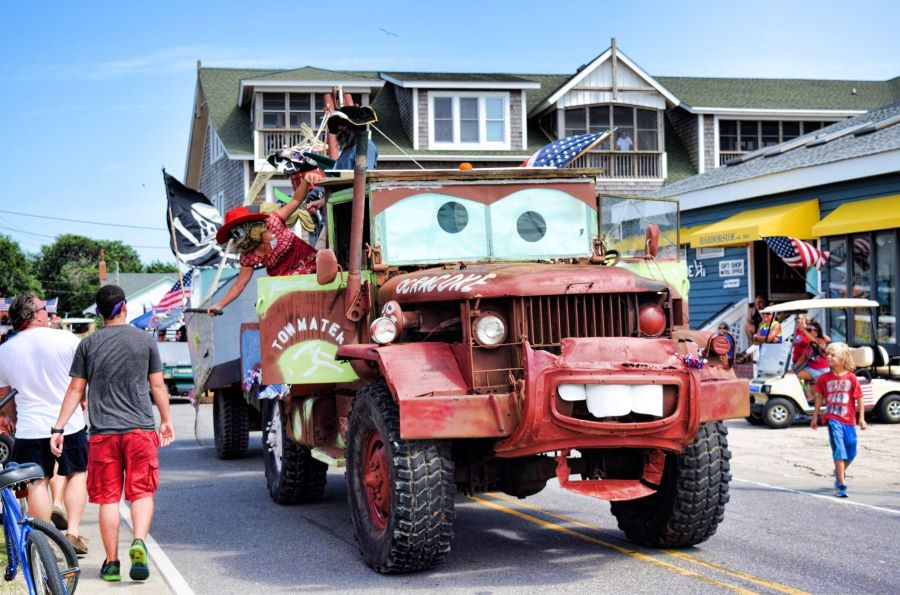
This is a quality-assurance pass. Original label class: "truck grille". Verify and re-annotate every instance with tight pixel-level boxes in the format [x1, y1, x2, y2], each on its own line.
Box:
[513, 293, 639, 352]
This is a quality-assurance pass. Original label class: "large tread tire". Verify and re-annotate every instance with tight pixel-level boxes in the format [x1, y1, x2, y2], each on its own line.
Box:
[346, 381, 456, 574]
[26, 530, 66, 595]
[611, 421, 732, 548]
[262, 399, 327, 505]
[876, 393, 900, 424]
[29, 518, 78, 595]
[213, 387, 249, 460]
[763, 397, 796, 429]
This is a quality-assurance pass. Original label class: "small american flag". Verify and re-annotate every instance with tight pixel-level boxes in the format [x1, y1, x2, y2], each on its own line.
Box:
[154, 274, 192, 312]
[763, 236, 829, 270]
[524, 131, 612, 168]
[860, 381, 875, 407]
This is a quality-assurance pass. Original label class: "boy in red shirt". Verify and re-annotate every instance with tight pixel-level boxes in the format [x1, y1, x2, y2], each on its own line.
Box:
[811, 342, 868, 497]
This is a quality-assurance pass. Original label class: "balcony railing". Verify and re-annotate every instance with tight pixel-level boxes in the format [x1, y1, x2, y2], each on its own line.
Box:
[719, 151, 743, 165]
[568, 151, 662, 178]
[258, 129, 311, 159]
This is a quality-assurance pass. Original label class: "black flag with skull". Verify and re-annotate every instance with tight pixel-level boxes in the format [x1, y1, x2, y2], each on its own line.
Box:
[163, 171, 237, 267]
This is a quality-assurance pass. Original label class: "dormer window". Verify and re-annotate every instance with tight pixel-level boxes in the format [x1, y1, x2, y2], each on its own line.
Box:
[261, 92, 326, 129]
[564, 105, 660, 151]
[429, 92, 510, 149]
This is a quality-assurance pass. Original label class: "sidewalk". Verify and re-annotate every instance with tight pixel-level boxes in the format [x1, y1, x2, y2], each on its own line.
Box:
[70, 501, 171, 594]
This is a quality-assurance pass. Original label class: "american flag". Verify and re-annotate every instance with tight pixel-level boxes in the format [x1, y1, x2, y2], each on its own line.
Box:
[523, 131, 612, 168]
[154, 274, 192, 312]
[763, 236, 829, 270]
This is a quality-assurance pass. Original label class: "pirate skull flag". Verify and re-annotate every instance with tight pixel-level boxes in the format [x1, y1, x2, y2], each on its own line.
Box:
[163, 170, 237, 268]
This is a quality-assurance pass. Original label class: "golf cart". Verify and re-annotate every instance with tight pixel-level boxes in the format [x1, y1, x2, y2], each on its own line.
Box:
[747, 298, 900, 428]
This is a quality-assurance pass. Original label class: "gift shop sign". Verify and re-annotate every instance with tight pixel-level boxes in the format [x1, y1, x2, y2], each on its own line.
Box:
[719, 259, 745, 277]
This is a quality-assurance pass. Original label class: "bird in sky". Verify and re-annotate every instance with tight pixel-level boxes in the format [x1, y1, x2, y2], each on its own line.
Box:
[379, 27, 399, 38]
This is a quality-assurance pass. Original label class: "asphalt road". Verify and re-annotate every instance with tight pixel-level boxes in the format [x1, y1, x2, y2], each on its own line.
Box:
[151, 402, 900, 594]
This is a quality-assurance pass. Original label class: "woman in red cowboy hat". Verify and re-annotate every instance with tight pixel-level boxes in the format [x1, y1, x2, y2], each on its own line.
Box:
[208, 169, 324, 314]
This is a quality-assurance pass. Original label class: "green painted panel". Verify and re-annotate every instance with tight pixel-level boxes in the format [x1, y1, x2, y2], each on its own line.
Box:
[277, 339, 359, 383]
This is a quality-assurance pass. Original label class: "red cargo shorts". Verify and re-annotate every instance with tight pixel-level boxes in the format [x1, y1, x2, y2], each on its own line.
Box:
[87, 430, 160, 504]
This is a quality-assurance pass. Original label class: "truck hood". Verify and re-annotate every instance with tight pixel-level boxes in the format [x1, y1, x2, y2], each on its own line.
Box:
[378, 263, 669, 304]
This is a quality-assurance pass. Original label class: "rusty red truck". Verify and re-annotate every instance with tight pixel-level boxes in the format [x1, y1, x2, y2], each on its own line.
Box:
[195, 165, 747, 574]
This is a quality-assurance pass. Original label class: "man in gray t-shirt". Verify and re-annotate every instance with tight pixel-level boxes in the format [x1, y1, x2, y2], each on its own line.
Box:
[51, 284, 174, 582]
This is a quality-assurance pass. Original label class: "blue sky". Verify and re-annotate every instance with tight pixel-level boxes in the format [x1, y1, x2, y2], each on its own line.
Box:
[0, 0, 898, 264]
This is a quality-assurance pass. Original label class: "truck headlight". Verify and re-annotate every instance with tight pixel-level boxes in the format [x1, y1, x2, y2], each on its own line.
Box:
[473, 313, 507, 348]
[370, 317, 398, 345]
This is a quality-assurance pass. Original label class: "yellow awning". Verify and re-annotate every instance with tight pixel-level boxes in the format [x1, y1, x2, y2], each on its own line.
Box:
[690, 199, 820, 247]
[679, 225, 706, 245]
[811, 194, 900, 237]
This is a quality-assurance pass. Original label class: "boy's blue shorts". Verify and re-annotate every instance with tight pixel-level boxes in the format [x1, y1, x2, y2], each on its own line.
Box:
[827, 419, 857, 463]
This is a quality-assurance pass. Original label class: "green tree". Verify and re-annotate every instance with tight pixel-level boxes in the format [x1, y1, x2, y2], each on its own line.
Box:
[143, 260, 178, 273]
[0, 235, 43, 296]
[34, 235, 143, 315]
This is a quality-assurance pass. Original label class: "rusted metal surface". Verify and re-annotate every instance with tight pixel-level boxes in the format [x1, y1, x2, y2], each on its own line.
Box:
[698, 366, 750, 422]
[344, 127, 368, 323]
[555, 449, 658, 501]
[378, 263, 667, 305]
[514, 293, 640, 351]
[399, 392, 517, 439]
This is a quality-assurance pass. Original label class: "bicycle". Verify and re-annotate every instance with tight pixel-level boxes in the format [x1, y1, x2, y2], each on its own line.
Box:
[0, 389, 79, 594]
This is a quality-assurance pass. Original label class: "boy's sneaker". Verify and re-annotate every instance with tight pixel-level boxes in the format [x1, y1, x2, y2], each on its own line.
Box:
[836, 483, 849, 498]
[100, 559, 121, 582]
[129, 539, 150, 581]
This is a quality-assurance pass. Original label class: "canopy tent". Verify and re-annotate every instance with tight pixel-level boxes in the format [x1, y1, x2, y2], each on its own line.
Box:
[688, 199, 819, 248]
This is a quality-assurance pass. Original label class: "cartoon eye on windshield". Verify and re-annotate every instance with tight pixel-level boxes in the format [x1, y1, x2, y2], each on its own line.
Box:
[437, 201, 469, 234]
[377, 193, 488, 264]
[490, 189, 596, 259]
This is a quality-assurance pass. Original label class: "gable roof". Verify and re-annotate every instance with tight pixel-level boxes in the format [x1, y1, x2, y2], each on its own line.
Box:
[656, 76, 897, 112]
[101, 273, 176, 299]
[655, 100, 900, 206]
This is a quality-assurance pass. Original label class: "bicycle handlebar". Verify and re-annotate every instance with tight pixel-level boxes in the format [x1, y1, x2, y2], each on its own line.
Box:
[0, 388, 18, 411]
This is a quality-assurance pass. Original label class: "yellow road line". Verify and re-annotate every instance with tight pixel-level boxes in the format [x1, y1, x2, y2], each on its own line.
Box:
[467, 495, 756, 595]
[484, 492, 809, 595]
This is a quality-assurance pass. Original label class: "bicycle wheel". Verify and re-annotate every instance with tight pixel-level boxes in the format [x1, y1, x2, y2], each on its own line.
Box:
[25, 531, 64, 595]
[28, 520, 78, 595]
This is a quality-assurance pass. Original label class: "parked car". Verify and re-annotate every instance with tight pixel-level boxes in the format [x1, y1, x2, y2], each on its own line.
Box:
[157, 341, 194, 398]
[748, 298, 900, 428]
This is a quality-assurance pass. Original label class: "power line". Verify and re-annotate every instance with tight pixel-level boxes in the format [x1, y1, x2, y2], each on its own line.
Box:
[0, 208, 167, 231]
[0, 226, 172, 250]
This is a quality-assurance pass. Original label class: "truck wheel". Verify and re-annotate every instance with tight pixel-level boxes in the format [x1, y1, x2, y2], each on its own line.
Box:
[610, 421, 731, 548]
[763, 397, 796, 429]
[262, 399, 327, 505]
[744, 414, 764, 426]
[346, 381, 455, 573]
[876, 393, 900, 424]
[0, 433, 13, 466]
[213, 387, 249, 459]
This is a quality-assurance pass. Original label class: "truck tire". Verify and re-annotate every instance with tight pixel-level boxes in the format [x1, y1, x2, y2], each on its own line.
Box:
[262, 399, 327, 505]
[213, 387, 249, 459]
[876, 393, 900, 424]
[610, 421, 732, 548]
[763, 397, 796, 429]
[346, 381, 455, 573]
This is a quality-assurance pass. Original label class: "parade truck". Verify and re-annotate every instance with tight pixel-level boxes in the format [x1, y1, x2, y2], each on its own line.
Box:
[190, 165, 748, 574]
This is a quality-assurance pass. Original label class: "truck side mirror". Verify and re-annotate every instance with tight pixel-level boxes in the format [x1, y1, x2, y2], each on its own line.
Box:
[316, 249, 339, 285]
[645, 224, 660, 259]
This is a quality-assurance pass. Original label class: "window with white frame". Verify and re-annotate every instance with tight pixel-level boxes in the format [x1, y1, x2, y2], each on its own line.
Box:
[564, 105, 660, 151]
[212, 190, 225, 214]
[208, 126, 225, 164]
[429, 92, 510, 149]
[260, 92, 328, 129]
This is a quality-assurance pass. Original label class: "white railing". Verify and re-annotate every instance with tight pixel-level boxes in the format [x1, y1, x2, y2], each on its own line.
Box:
[702, 298, 750, 355]
[569, 151, 662, 178]
[258, 130, 311, 158]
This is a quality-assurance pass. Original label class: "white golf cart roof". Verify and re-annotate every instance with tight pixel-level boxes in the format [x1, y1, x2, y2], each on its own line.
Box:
[761, 298, 880, 313]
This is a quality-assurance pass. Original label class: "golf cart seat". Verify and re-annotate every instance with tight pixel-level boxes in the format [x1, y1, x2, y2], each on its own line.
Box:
[850, 346, 874, 369]
[875, 345, 900, 379]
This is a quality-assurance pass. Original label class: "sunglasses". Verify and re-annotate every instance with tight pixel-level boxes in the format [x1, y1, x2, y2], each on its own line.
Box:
[35, 306, 47, 313]
[229, 226, 247, 241]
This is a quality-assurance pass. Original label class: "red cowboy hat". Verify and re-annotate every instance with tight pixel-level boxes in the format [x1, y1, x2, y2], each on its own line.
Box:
[216, 205, 267, 244]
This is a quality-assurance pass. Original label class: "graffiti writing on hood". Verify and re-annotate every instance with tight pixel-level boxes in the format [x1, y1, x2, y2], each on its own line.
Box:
[396, 273, 497, 295]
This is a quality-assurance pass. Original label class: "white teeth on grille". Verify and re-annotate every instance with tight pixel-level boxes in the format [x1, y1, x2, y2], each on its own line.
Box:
[557, 383, 664, 418]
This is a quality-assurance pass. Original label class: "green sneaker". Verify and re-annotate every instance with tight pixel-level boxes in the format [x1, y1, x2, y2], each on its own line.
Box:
[129, 539, 149, 581]
[100, 559, 121, 582]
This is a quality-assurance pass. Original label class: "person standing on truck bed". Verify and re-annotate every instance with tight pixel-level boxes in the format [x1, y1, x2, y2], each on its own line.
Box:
[0, 292, 90, 555]
[208, 168, 324, 314]
[50, 284, 175, 582]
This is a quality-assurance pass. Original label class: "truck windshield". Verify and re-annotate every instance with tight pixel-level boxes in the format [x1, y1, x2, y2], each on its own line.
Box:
[375, 187, 598, 265]
[600, 196, 679, 259]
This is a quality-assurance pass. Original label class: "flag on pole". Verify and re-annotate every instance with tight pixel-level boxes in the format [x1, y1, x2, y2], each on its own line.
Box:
[763, 237, 829, 270]
[163, 170, 237, 268]
[523, 130, 613, 168]
[154, 274, 192, 312]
